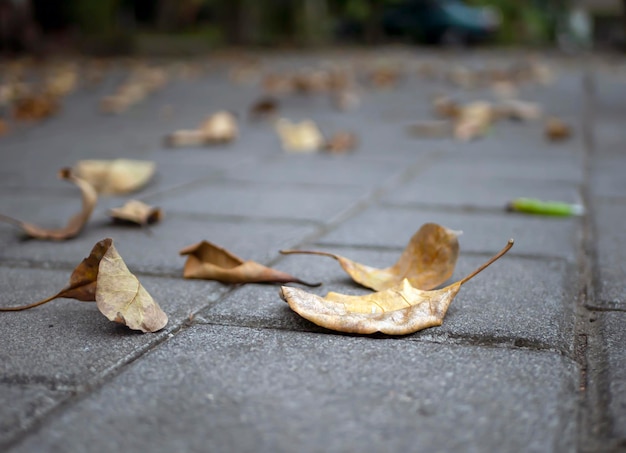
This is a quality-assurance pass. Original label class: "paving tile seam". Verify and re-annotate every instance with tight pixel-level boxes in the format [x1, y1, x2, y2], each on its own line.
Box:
[576, 66, 612, 449]
[185, 316, 578, 360]
[260, 152, 446, 259]
[0, 303, 222, 451]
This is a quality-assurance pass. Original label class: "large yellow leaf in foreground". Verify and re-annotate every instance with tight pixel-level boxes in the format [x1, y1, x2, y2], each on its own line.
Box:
[280, 239, 513, 335]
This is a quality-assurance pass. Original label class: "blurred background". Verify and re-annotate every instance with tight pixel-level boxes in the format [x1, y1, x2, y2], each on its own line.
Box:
[0, 0, 625, 56]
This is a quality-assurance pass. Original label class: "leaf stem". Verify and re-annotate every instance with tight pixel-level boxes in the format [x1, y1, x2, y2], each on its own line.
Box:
[459, 239, 514, 285]
[0, 213, 24, 229]
[0, 293, 60, 311]
[280, 249, 339, 260]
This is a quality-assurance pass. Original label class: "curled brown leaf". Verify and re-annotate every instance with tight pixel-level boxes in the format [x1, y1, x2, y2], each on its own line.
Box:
[280, 239, 514, 335]
[73, 159, 155, 195]
[0, 168, 97, 240]
[0, 238, 168, 333]
[180, 240, 320, 286]
[109, 200, 163, 226]
[281, 223, 460, 291]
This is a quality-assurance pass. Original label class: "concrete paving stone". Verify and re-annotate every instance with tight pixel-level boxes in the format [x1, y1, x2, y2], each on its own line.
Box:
[0, 213, 317, 275]
[0, 384, 71, 448]
[591, 155, 626, 199]
[384, 175, 581, 211]
[152, 180, 369, 223]
[599, 311, 626, 440]
[318, 205, 581, 262]
[6, 325, 578, 453]
[411, 152, 584, 183]
[205, 247, 576, 353]
[220, 153, 408, 188]
[593, 199, 626, 308]
[0, 266, 223, 384]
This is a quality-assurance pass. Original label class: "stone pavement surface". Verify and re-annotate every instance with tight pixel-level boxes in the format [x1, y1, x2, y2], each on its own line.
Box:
[0, 49, 624, 452]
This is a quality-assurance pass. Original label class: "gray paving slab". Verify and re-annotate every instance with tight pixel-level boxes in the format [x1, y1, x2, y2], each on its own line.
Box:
[151, 180, 369, 223]
[6, 324, 578, 453]
[0, 214, 317, 275]
[599, 312, 626, 441]
[0, 267, 222, 385]
[0, 384, 70, 447]
[220, 153, 407, 188]
[205, 247, 576, 353]
[593, 199, 626, 308]
[384, 175, 581, 211]
[317, 205, 581, 262]
[590, 155, 626, 199]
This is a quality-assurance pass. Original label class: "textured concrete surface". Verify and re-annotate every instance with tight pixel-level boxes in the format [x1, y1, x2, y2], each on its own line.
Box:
[0, 49, 624, 452]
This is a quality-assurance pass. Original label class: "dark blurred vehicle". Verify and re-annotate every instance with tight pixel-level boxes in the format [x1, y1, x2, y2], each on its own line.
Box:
[382, 0, 501, 45]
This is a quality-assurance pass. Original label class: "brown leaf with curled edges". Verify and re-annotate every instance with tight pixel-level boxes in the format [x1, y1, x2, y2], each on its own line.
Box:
[0, 238, 167, 333]
[280, 239, 513, 335]
[281, 223, 460, 292]
[96, 241, 168, 332]
[180, 240, 320, 287]
[0, 238, 109, 312]
[0, 168, 97, 240]
[109, 200, 162, 226]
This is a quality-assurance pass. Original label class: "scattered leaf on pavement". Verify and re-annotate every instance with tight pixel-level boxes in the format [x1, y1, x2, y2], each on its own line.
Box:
[281, 223, 460, 291]
[166, 111, 238, 147]
[199, 111, 238, 143]
[73, 158, 155, 195]
[323, 131, 358, 154]
[280, 239, 513, 335]
[496, 99, 542, 122]
[432, 95, 460, 119]
[109, 200, 163, 226]
[0, 168, 97, 240]
[12, 93, 59, 121]
[0, 118, 8, 136]
[545, 117, 571, 141]
[0, 238, 168, 333]
[454, 101, 494, 141]
[180, 240, 320, 286]
[275, 118, 324, 152]
[249, 97, 279, 120]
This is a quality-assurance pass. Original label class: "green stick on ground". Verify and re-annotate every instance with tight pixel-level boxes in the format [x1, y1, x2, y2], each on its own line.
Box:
[506, 198, 585, 216]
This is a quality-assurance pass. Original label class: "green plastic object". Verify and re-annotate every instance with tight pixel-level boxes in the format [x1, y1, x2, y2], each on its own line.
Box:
[506, 198, 584, 217]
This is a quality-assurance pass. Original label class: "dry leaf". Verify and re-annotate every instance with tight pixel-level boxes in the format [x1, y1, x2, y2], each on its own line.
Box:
[96, 240, 168, 332]
[109, 200, 162, 226]
[323, 131, 358, 154]
[281, 223, 460, 291]
[199, 111, 238, 143]
[249, 97, 279, 120]
[166, 111, 238, 147]
[433, 95, 460, 119]
[545, 117, 571, 141]
[0, 238, 167, 333]
[275, 118, 324, 152]
[0, 168, 97, 240]
[454, 101, 494, 141]
[496, 99, 542, 122]
[0, 118, 8, 136]
[180, 240, 320, 286]
[73, 159, 155, 195]
[12, 94, 59, 121]
[280, 239, 513, 335]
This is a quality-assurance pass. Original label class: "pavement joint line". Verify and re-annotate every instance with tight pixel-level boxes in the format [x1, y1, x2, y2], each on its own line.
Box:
[266, 150, 445, 260]
[147, 210, 324, 227]
[0, 290, 230, 451]
[576, 64, 613, 450]
[179, 316, 577, 359]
